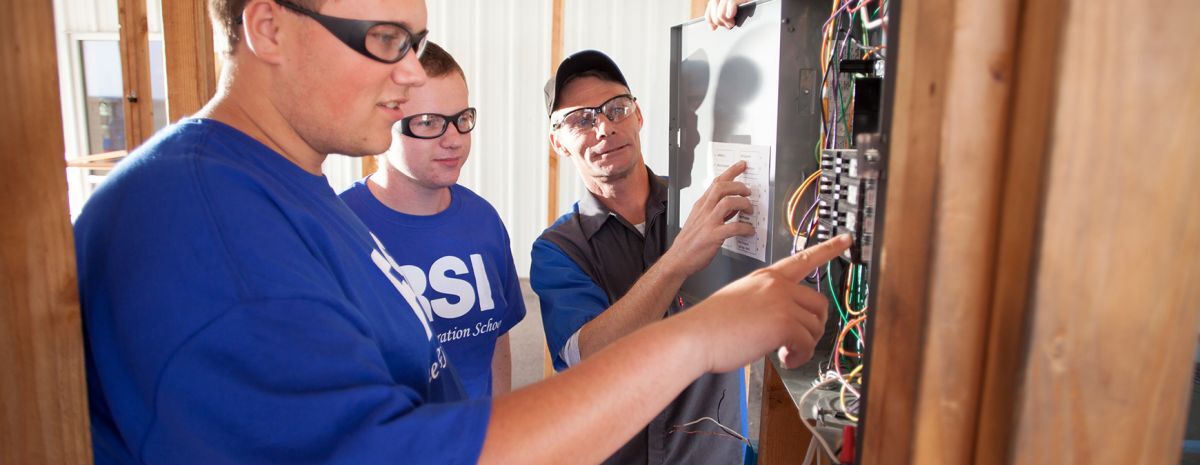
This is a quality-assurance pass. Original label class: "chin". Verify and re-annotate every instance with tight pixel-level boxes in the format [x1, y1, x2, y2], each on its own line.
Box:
[419, 179, 458, 190]
[605, 161, 638, 176]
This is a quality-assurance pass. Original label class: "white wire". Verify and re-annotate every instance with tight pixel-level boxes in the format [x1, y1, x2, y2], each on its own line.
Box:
[799, 376, 841, 463]
[860, 2, 885, 30]
[802, 436, 818, 465]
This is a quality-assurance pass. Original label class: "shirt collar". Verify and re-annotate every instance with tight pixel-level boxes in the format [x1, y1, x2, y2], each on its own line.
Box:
[577, 166, 668, 239]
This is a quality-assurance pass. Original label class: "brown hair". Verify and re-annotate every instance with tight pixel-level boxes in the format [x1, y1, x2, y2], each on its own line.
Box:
[419, 42, 466, 84]
[209, 0, 324, 54]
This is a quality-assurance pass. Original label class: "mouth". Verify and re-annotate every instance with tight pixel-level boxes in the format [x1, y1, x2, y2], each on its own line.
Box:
[593, 143, 630, 157]
[377, 100, 408, 120]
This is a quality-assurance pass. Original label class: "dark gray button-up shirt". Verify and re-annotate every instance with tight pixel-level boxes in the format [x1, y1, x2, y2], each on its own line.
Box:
[531, 168, 746, 465]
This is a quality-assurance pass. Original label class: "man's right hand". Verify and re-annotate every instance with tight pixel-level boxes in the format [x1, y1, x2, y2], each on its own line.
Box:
[705, 0, 752, 30]
[675, 234, 852, 373]
[662, 161, 756, 279]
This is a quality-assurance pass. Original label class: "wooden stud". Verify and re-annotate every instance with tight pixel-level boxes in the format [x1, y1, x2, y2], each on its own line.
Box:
[690, 0, 708, 19]
[0, 1, 93, 464]
[361, 155, 379, 178]
[757, 362, 810, 465]
[546, 0, 564, 228]
[544, 0, 565, 380]
[1008, 0, 1200, 463]
[858, 0, 955, 460]
[117, 0, 155, 149]
[908, 0, 1022, 462]
[161, 0, 217, 122]
[972, 0, 1066, 463]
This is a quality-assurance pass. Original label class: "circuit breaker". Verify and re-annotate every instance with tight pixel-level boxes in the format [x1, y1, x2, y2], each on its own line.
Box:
[816, 135, 882, 264]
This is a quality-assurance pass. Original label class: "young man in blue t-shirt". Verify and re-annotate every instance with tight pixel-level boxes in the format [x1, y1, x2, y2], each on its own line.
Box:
[73, 0, 849, 463]
[341, 42, 524, 398]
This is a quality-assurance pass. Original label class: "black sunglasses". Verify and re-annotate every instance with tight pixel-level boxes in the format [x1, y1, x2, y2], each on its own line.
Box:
[274, 0, 428, 64]
[399, 108, 478, 139]
[551, 94, 637, 132]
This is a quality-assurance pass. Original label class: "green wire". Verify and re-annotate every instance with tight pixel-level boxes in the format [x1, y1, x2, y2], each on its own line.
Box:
[856, 265, 869, 309]
[827, 263, 862, 342]
[838, 78, 853, 147]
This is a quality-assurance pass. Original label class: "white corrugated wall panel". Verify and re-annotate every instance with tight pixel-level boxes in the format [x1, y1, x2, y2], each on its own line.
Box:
[423, 0, 553, 278]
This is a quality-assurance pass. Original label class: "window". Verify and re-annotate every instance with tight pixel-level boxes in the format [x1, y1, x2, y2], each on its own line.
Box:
[78, 39, 167, 153]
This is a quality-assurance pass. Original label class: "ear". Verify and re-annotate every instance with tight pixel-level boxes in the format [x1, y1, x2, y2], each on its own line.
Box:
[549, 131, 571, 158]
[241, 0, 287, 65]
[634, 101, 645, 130]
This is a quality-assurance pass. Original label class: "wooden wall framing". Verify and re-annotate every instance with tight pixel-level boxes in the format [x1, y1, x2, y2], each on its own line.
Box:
[162, 0, 217, 121]
[856, 0, 1200, 464]
[1, 2, 93, 464]
[117, 0, 155, 149]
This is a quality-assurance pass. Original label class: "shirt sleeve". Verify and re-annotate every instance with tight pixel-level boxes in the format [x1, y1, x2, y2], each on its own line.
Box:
[529, 238, 610, 372]
[560, 329, 583, 368]
[139, 298, 491, 465]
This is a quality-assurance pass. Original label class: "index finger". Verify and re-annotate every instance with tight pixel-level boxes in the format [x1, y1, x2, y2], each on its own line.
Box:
[715, 160, 747, 183]
[771, 234, 852, 282]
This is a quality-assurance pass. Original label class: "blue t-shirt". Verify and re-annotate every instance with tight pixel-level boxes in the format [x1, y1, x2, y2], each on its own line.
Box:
[340, 181, 526, 398]
[74, 119, 489, 465]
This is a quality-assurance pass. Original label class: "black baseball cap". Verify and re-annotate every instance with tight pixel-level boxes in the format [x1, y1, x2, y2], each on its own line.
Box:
[544, 50, 630, 117]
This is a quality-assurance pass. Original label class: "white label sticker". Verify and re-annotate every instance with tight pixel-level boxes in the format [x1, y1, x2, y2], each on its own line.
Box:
[709, 141, 772, 262]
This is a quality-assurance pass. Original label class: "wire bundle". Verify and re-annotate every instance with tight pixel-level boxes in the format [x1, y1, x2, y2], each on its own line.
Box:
[788, 1, 888, 463]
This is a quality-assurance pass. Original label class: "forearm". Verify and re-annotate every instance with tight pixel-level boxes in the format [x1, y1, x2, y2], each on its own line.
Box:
[577, 256, 687, 360]
[478, 318, 705, 465]
[491, 334, 512, 395]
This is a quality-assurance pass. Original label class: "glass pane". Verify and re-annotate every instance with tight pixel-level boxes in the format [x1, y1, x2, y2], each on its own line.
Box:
[79, 39, 169, 154]
[149, 40, 167, 130]
[80, 40, 126, 153]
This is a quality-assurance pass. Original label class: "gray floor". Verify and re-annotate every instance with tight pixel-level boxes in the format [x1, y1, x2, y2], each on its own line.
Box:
[509, 279, 764, 444]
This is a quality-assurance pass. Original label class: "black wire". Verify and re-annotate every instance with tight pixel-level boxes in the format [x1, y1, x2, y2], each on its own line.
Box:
[716, 389, 726, 424]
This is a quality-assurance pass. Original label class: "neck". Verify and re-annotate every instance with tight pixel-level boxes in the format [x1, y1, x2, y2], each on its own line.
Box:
[585, 163, 650, 224]
[367, 163, 452, 216]
[194, 61, 327, 175]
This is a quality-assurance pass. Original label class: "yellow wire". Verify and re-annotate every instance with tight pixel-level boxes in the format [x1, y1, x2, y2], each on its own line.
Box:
[845, 263, 868, 316]
[787, 171, 822, 236]
[839, 364, 864, 422]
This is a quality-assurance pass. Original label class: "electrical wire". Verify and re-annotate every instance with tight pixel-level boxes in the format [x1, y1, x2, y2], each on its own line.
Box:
[836, 316, 866, 359]
[668, 416, 752, 446]
[798, 376, 841, 463]
[844, 264, 868, 316]
[839, 365, 864, 422]
[788, 171, 822, 236]
[802, 436, 819, 465]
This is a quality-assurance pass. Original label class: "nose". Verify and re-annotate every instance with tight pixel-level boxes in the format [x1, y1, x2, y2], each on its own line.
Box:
[439, 124, 466, 149]
[391, 50, 427, 89]
[592, 114, 617, 139]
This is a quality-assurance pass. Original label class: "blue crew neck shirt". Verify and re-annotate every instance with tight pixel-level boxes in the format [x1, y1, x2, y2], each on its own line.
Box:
[340, 180, 526, 398]
[74, 119, 490, 465]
